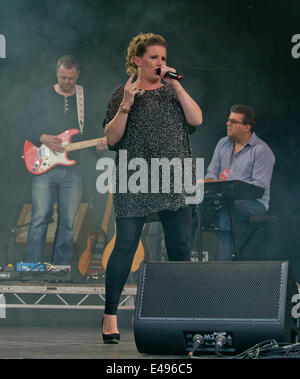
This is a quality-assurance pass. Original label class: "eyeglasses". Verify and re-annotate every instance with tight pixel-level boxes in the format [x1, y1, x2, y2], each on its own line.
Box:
[227, 118, 245, 125]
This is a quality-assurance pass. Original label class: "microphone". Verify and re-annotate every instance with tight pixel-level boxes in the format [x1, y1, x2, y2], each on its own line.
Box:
[156, 68, 183, 81]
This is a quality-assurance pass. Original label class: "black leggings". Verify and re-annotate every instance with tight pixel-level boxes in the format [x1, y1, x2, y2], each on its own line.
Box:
[104, 206, 192, 315]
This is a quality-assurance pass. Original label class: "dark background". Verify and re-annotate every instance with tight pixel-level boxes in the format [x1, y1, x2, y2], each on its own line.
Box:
[0, 0, 299, 278]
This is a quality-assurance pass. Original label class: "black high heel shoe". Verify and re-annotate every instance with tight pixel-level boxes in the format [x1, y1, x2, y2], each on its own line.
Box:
[102, 319, 120, 344]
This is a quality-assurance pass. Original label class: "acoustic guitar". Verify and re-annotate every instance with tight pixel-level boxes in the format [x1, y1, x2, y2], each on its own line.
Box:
[141, 223, 152, 262]
[78, 192, 113, 278]
[102, 222, 151, 273]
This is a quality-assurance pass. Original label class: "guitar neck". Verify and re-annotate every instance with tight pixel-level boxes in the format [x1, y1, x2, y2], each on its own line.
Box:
[101, 192, 113, 233]
[64, 138, 99, 152]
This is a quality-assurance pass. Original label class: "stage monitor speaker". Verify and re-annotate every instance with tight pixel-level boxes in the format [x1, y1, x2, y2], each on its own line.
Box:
[134, 261, 300, 356]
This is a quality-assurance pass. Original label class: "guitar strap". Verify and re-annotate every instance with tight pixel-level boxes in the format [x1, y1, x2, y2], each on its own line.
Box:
[75, 84, 84, 134]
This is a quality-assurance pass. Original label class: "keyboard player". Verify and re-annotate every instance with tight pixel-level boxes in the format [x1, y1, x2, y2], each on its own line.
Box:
[202, 104, 275, 260]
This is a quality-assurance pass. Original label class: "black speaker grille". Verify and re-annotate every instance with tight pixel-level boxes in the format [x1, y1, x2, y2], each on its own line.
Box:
[138, 261, 285, 320]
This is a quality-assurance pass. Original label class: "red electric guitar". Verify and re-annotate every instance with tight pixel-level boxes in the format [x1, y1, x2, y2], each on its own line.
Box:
[23, 129, 100, 175]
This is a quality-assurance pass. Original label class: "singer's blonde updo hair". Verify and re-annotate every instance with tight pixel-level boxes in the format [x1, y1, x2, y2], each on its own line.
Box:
[125, 33, 167, 75]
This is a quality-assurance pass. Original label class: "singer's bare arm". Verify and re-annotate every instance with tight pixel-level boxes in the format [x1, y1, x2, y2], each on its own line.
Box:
[170, 81, 203, 126]
[105, 74, 140, 146]
[175, 85, 203, 126]
[105, 110, 128, 146]
[160, 65, 203, 127]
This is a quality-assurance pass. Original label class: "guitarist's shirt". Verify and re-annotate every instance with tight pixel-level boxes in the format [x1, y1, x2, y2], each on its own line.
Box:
[104, 84, 200, 218]
[21, 85, 99, 165]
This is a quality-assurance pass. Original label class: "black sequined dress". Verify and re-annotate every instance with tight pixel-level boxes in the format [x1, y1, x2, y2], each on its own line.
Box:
[104, 84, 196, 218]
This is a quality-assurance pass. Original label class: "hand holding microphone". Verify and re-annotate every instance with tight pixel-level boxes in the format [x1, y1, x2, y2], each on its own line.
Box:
[156, 66, 183, 81]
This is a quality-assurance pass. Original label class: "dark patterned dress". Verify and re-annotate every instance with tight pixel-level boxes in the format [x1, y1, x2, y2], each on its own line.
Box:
[104, 84, 196, 218]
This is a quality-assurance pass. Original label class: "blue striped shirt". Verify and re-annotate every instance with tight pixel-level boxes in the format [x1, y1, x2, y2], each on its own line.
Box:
[205, 133, 275, 210]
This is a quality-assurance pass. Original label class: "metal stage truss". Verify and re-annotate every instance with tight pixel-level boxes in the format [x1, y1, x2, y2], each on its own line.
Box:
[0, 284, 137, 310]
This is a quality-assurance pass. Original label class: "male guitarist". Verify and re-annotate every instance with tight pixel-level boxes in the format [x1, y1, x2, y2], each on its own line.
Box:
[201, 104, 275, 260]
[23, 55, 107, 265]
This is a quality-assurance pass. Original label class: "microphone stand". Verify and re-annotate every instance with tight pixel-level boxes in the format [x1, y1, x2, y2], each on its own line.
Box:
[0, 222, 31, 267]
[0, 173, 32, 267]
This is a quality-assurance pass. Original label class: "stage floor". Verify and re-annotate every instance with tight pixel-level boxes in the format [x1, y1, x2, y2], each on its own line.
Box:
[1, 280, 300, 362]
[0, 325, 200, 360]
[0, 282, 219, 361]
